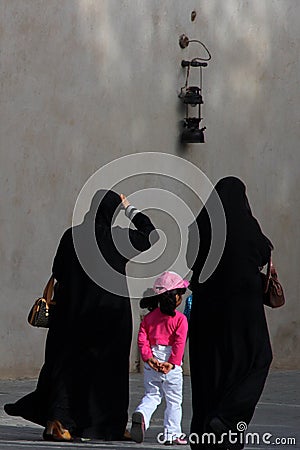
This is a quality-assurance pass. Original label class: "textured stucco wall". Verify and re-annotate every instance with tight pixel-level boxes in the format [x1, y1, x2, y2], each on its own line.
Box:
[0, 0, 299, 378]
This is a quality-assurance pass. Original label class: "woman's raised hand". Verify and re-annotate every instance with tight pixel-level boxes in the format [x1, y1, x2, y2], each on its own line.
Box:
[120, 194, 130, 209]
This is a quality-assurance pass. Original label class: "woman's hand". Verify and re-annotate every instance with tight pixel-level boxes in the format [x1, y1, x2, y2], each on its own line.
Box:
[120, 194, 130, 209]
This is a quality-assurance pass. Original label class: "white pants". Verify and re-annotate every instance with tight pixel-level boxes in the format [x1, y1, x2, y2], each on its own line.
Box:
[135, 345, 183, 439]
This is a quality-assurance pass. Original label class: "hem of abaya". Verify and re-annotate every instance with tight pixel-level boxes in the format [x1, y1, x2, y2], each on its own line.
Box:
[76, 431, 126, 441]
[75, 424, 127, 441]
[208, 416, 244, 450]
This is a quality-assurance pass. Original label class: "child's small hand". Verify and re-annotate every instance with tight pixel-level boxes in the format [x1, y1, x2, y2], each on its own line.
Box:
[160, 362, 174, 374]
[147, 357, 161, 371]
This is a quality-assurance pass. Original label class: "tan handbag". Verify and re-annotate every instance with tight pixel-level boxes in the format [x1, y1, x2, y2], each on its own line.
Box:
[28, 276, 56, 327]
[261, 258, 285, 308]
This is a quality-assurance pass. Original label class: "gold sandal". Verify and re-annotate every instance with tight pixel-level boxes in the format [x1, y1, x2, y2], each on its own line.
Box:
[43, 420, 73, 441]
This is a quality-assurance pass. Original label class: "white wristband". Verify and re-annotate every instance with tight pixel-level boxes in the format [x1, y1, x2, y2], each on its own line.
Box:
[125, 205, 140, 220]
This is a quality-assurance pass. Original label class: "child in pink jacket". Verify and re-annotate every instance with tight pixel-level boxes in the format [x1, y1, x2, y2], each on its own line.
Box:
[131, 272, 189, 445]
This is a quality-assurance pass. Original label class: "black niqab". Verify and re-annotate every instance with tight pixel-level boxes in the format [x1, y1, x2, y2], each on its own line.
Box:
[95, 189, 122, 226]
[189, 176, 272, 292]
[215, 176, 252, 220]
[83, 189, 122, 227]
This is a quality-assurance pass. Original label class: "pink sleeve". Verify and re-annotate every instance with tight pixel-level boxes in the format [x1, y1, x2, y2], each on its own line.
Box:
[168, 315, 188, 366]
[137, 318, 153, 362]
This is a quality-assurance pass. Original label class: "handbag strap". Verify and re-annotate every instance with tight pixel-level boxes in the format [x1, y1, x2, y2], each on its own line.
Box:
[266, 257, 271, 281]
[264, 256, 275, 293]
[270, 258, 277, 277]
[269, 257, 277, 276]
[43, 276, 55, 305]
[265, 256, 277, 292]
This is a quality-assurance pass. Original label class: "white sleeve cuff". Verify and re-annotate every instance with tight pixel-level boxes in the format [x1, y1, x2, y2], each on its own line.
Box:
[125, 205, 140, 220]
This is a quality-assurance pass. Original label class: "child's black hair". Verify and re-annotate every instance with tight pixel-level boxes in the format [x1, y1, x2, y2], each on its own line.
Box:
[140, 288, 186, 317]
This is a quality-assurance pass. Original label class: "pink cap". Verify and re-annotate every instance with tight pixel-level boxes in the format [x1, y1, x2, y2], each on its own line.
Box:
[153, 271, 189, 294]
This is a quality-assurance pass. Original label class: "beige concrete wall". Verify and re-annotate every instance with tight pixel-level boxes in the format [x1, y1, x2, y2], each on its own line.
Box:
[0, 0, 299, 378]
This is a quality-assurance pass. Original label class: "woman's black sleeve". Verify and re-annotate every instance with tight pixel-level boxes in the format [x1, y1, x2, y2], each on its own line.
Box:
[128, 212, 159, 254]
[252, 218, 273, 267]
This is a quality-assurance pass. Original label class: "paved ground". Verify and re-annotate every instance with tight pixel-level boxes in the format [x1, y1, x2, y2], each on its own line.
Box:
[0, 371, 299, 449]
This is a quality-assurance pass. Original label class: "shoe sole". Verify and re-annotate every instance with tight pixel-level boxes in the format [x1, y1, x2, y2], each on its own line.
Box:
[131, 412, 145, 443]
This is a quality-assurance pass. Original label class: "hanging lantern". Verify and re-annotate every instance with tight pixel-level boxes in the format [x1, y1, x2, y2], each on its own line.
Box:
[179, 36, 211, 144]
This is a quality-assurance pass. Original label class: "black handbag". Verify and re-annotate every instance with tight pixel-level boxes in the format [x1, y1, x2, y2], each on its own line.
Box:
[28, 276, 56, 327]
[261, 258, 285, 308]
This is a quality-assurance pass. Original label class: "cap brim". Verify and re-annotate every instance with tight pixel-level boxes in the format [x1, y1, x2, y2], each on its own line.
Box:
[175, 279, 189, 289]
[182, 279, 190, 288]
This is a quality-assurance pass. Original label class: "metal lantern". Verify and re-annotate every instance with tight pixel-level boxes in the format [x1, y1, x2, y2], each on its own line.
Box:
[179, 35, 211, 144]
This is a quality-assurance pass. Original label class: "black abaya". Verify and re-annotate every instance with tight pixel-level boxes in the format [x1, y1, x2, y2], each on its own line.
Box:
[187, 177, 273, 450]
[6, 191, 158, 440]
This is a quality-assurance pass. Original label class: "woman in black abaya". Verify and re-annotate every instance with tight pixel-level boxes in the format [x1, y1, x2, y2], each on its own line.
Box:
[187, 177, 273, 450]
[5, 190, 159, 441]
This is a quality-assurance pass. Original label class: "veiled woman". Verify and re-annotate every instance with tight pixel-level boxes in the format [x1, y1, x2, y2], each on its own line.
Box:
[5, 190, 159, 441]
[187, 177, 273, 450]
